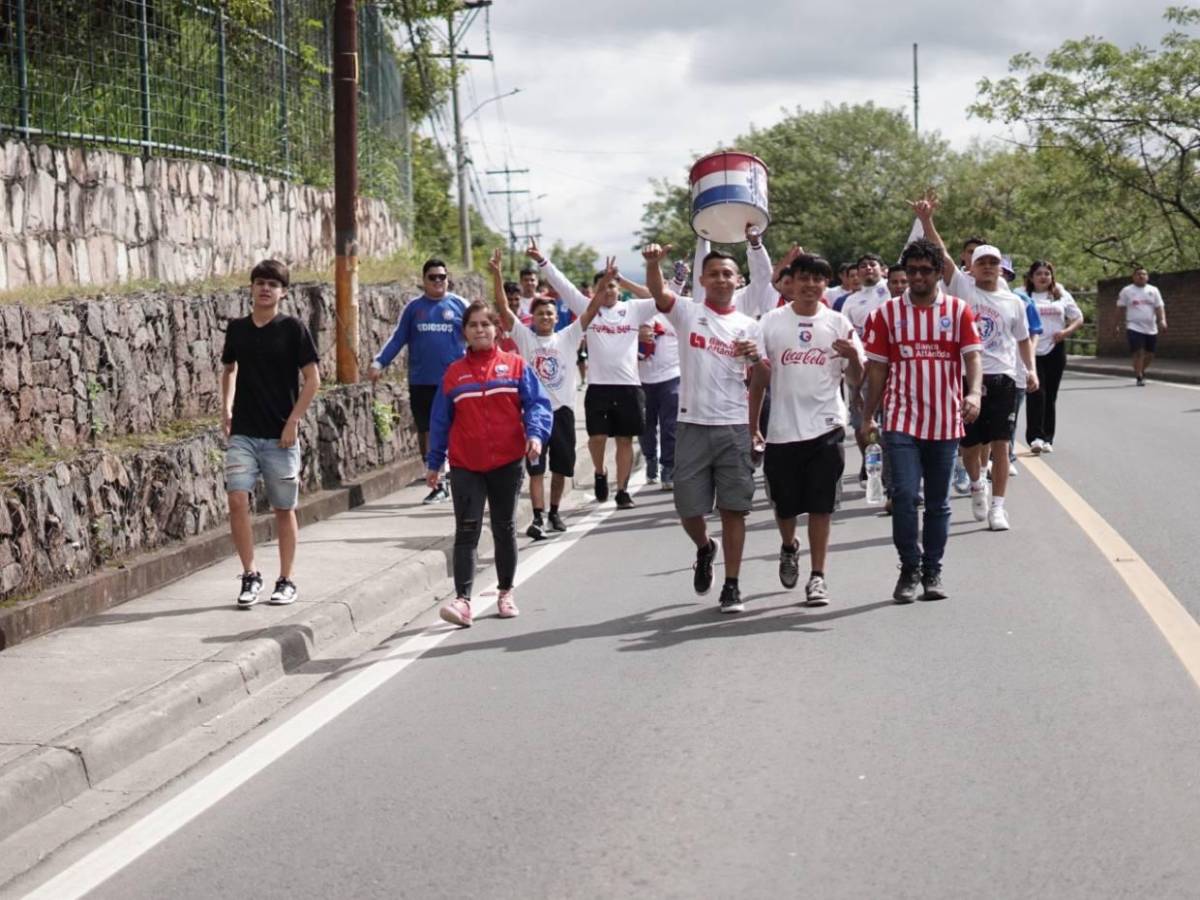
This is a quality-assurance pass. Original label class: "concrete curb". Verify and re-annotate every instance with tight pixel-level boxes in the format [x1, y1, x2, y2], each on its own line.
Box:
[0, 421, 634, 845]
[0, 457, 427, 651]
[1068, 356, 1200, 385]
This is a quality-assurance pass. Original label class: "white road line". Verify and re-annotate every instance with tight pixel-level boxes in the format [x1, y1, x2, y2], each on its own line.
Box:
[22, 475, 646, 900]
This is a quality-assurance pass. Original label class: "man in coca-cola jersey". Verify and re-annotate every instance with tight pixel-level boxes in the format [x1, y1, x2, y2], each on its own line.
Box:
[750, 254, 863, 605]
[860, 237, 983, 604]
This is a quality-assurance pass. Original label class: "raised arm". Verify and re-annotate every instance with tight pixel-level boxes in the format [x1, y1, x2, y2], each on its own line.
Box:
[643, 243, 675, 312]
[527, 238, 591, 316]
[908, 194, 956, 284]
[736, 225, 777, 317]
[487, 249, 515, 333]
[583, 258, 618, 328]
[692, 237, 709, 304]
[618, 273, 653, 299]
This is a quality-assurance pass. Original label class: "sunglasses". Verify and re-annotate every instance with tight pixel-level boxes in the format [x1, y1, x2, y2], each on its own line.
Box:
[426, 273, 448, 282]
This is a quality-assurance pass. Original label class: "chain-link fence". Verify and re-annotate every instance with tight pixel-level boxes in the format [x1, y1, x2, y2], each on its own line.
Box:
[0, 0, 409, 214]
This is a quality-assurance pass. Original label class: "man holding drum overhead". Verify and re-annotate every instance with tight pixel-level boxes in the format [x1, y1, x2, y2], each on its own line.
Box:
[644, 241, 763, 615]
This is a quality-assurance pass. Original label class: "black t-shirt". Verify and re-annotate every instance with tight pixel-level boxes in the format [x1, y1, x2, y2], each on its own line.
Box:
[220, 314, 320, 439]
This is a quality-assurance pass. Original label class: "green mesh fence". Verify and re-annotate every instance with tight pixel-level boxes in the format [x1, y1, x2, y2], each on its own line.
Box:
[0, 0, 408, 210]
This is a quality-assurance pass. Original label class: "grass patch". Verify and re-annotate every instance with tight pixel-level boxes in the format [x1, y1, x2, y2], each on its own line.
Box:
[0, 249, 428, 308]
[100, 416, 220, 451]
[0, 439, 75, 484]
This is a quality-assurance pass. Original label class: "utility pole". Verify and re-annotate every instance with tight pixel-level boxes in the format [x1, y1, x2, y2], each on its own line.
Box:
[912, 43, 920, 133]
[486, 167, 530, 270]
[448, 10, 471, 271]
[439, 1, 493, 271]
[333, 0, 358, 383]
[515, 218, 541, 245]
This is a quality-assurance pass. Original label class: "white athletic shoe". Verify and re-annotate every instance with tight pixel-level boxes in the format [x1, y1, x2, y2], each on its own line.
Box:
[1029, 439, 1045, 455]
[988, 505, 1010, 531]
[1008, 461, 1018, 477]
[1041, 442, 1054, 454]
[971, 484, 989, 522]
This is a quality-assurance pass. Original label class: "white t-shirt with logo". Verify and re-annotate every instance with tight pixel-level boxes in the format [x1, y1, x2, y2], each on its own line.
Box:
[1032, 289, 1083, 356]
[1117, 284, 1165, 335]
[760, 304, 863, 443]
[948, 269, 1029, 380]
[638, 314, 681, 384]
[663, 295, 761, 426]
[511, 319, 583, 410]
[541, 259, 658, 386]
[841, 282, 892, 338]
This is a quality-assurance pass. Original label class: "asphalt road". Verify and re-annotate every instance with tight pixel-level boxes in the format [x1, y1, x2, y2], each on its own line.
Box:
[22, 371, 1200, 899]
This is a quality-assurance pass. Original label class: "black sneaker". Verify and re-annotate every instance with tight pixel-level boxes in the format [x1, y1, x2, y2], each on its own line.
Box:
[423, 483, 449, 505]
[892, 566, 922, 604]
[268, 577, 298, 605]
[237, 571, 263, 608]
[1136, 376, 1146, 386]
[526, 520, 547, 540]
[547, 511, 567, 532]
[615, 489, 635, 509]
[594, 471, 609, 503]
[920, 569, 947, 601]
[693, 538, 718, 595]
[778, 540, 800, 589]
[718, 582, 744, 614]
[858, 464, 868, 489]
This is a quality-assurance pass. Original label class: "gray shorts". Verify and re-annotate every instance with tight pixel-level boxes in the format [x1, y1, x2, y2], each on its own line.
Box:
[225, 434, 302, 510]
[672, 422, 755, 518]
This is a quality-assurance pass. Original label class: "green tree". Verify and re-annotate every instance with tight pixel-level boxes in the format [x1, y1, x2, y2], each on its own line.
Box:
[973, 6, 1200, 272]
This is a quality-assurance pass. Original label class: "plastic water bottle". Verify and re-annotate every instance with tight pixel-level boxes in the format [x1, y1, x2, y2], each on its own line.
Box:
[865, 435, 884, 506]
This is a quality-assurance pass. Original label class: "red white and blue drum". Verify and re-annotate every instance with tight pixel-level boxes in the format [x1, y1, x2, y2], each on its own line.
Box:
[689, 151, 770, 243]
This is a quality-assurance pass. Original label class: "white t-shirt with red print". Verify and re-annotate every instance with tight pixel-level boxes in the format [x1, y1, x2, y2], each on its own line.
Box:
[759, 304, 863, 443]
[662, 294, 762, 426]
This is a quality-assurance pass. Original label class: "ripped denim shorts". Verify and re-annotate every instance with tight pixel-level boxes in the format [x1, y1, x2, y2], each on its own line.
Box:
[225, 435, 302, 510]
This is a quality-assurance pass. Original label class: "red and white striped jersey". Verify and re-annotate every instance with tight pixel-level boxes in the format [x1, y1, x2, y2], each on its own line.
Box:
[862, 291, 982, 440]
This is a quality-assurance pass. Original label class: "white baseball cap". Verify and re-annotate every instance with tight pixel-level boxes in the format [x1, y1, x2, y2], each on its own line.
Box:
[971, 244, 1003, 264]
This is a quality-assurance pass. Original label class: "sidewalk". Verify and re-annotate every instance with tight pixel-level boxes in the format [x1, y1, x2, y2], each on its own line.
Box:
[0, 403, 619, 851]
[1069, 355, 1200, 385]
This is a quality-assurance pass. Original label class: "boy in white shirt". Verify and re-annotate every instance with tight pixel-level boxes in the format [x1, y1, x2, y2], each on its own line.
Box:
[489, 250, 604, 537]
[750, 254, 864, 605]
[1116, 266, 1168, 386]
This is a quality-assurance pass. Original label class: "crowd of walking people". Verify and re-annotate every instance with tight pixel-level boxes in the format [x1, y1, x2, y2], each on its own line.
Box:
[216, 195, 1170, 619]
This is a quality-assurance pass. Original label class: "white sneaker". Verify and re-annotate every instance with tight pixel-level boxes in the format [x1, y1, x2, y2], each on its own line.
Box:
[1041, 442, 1054, 454]
[971, 484, 989, 522]
[1029, 439, 1045, 455]
[1008, 461, 1018, 477]
[988, 505, 1010, 531]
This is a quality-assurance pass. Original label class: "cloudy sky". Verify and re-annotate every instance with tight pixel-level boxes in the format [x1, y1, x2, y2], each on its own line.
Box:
[437, 1, 1174, 271]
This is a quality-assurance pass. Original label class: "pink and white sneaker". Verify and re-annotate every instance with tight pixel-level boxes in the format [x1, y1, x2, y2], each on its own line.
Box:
[440, 597, 473, 627]
[496, 590, 520, 618]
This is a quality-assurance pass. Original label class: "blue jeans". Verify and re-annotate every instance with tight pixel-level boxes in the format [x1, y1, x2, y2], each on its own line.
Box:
[883, 431, 958, 572]
[640, 377, 679, 480]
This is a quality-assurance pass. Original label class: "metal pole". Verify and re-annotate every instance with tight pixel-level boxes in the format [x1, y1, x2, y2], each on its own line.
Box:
[14, 0, 28, 135]
[333, 0, 359, 384]
[448, 10, 472, 270]
[216, 7, 229, 163]
[276, 0, 289, 172]
[912, 43, 920, 133]
[137, 0, 152, 157]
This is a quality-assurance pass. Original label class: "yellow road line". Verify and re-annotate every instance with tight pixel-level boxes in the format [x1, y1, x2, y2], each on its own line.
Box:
[1019, 446, 1200, 690]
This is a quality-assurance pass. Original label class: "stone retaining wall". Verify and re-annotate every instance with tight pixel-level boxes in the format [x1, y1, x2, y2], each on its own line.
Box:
[0, 139, 405, 291]
[0, 276, 484, 453]
[0, 381, 416, 602]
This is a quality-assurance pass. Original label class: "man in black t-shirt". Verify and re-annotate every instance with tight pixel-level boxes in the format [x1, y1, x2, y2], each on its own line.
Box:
[220, 260, 320, 608]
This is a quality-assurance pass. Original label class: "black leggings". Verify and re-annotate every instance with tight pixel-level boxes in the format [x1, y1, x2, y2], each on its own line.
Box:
[449, 460, 524, 599]
[1025, 342, 1067, 444]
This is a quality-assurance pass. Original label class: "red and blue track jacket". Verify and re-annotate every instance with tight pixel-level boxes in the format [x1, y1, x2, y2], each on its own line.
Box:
[426, 347, 554, 473]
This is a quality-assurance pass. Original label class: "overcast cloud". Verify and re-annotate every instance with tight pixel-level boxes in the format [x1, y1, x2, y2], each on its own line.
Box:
[441, 1, 1178, 271]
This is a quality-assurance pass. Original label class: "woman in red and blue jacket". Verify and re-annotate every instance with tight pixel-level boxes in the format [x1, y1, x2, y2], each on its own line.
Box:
[426, 300, 553, 626]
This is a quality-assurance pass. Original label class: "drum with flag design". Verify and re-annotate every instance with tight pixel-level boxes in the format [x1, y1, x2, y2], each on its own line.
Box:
[689, 151, 770, 243]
